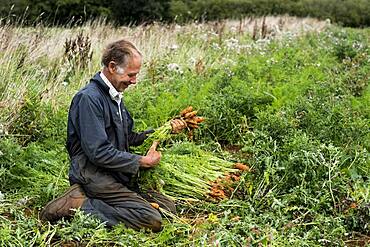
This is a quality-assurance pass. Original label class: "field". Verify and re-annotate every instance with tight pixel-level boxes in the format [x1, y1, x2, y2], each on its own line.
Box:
[0, 16, 369, 246]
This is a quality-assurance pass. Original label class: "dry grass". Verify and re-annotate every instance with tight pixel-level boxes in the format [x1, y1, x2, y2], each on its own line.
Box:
[0, 16, 330, 61]
[0, 16, 330, 129]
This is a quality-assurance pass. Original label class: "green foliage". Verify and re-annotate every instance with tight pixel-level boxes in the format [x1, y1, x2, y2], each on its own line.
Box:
[0, 24, 369, 245]
[8, 90, 67, 146]
[0, 137, 69, 206]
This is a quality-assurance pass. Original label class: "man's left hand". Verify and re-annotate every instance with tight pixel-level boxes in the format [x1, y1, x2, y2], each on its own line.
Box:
[171, 119, 187, 134]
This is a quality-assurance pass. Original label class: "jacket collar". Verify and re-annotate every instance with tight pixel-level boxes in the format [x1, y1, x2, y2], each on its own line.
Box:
[91, 72, 124, 104]
[100, 72, 122, 102]
[91, 72, 110, 93]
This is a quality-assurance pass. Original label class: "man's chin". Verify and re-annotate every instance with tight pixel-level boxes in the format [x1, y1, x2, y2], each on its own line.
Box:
[115, 87, 124, 92]
[118, 84, 129, 92]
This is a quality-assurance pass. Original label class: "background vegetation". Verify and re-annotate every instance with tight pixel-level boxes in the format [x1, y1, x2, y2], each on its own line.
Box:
[0, 0, 370, 27]
[0, 16, 369, 245]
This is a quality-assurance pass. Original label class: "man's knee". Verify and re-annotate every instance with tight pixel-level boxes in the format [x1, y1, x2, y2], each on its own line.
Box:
[150, 217, 162, 232]
[145, 210, 162, 232]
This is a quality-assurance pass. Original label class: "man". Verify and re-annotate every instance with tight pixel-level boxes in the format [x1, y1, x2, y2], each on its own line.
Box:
[40, 39, 186, 232]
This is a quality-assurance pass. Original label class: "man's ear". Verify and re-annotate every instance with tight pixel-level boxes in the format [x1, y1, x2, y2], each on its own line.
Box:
[107, 61, 116, 74]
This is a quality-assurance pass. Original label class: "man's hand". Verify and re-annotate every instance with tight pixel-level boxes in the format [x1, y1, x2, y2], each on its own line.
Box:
[171, 119, 187, 134]
[139, 141, 161, 168]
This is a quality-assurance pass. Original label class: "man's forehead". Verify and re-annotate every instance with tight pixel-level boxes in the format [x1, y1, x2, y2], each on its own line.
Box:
[126, 56, 141, 68]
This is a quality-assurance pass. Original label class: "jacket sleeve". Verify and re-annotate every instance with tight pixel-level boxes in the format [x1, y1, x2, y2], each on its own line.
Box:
[126, 110, 152, 147]
[128, 129, 155, 147]
[128, 131, 147, 147]
[74, 93, 141, 174]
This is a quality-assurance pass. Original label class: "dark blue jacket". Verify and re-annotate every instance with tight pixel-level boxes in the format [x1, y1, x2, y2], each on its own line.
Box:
[67, 73, 147, 186]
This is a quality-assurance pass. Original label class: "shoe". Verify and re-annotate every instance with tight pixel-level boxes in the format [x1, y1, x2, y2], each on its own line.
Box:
[40, 183, 86, 222]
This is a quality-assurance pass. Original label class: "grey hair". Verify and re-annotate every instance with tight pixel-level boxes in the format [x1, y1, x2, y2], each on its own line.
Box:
[101, 39, 142, 69]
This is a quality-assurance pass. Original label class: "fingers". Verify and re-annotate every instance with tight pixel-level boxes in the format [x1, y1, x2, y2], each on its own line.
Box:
[179, 119, 187, 127]
[170, 120, 179, 133]
[171, 119, 185, 127]
[141, 148, 161, 168]
[150, 150, 161, 165]
[171, 119, 187, 133]
[170, 119, 179, 129]
[153, 150, 161, 157]
[150, 141, 160, 151]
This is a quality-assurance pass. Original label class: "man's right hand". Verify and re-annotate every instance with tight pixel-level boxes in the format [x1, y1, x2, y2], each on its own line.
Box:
[139, 141, 161, 168]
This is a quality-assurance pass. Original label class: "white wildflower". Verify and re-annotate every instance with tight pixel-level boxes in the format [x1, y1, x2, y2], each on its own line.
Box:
[225, 68, 234, 77]
[239, 44, 252, 51]
[189, 57, 196, 65]
[167, 63, 180, 71]
[16, 197, 29, 206]
[208, 31, 218, 37]
[221, 57, 236, 66]
[318, 239, 331, 244]
[200, 33, 208, 41]
[352, 41, 363, 50]
[159, 179, 165, 186]
[225, 38, 239, 50]
[169, 44, 179, 51]
[62, 81, 68, 87]
[167, 63, 183, 74]
[230, 26, 237, 33]
[256, 39, 270, 45]
[211, 42, 221, 50]
[267, 58, 277, 64]
[0, 191, 4, 201]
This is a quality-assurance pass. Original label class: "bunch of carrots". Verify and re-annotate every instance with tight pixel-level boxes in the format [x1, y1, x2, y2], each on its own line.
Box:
[138, 106, 205, 152]
[139, 107, 248, 202]
[179, 106, 205, 130]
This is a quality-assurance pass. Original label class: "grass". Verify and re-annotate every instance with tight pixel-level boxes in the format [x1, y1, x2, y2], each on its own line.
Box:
[0, 16, 369, 246]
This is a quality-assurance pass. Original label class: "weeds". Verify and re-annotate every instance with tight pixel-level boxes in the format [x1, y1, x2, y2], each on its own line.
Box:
[64, 31, 93, 69]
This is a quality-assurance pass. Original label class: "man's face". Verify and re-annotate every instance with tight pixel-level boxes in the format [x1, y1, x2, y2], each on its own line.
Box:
[110, 54, 142, 92]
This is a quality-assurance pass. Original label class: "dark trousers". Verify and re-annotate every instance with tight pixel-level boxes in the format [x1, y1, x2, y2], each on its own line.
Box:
[72, 167, 176, 231]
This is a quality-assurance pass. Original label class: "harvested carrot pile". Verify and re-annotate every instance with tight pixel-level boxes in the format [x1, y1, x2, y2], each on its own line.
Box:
[139, 142, 238, 200]
[234, 163, 250, 172]
[209, 163, 251, 199]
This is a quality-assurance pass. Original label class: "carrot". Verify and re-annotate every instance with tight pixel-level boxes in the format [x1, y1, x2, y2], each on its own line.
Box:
[184, 110, 197, 118]
[185, 119, 198, 125]
[180, 106, 193, 117]
[187, 123, 199, 129]
[194, 116, 205, 123]
[234, 163, 250, 171]
[150, 202, 160, 209]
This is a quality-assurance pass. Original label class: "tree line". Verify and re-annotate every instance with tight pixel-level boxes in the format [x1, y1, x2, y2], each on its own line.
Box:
[1, 0, 369, 27]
